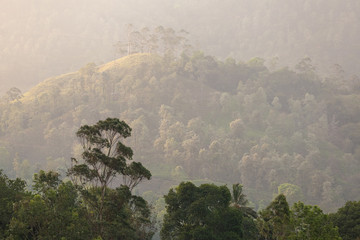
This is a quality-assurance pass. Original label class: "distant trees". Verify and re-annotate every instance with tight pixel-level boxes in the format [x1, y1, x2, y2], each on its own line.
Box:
[4, 87, 23, 102]
[115, 25, 191, 58]
[1, 49, 360, 216]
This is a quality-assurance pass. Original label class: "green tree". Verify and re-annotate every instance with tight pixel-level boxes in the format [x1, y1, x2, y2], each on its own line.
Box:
[0, 170, 26, 239]
[330, 200, 360, 240]
[7, 170, 91, 240]
[161, 182, 243, 240]
[231, 183, 257, 218]
[231, 183, 258, 239]
[258, 194, 291, 240]
[99, 185, 155, 240]
[68, 118, 152, 238]
[290, 201, 341, 240]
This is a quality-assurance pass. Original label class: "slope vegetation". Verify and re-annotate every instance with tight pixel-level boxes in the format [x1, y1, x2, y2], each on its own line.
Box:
[1, 53, 359, 211]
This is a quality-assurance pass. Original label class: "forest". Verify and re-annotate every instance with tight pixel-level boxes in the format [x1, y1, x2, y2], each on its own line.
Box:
[0, 46, 360, 238]
[0, 117, 359, 239]
[1, 1, 360, 237]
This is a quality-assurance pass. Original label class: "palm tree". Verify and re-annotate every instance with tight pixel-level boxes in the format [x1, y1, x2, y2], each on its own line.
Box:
[231, 183, 257, 218]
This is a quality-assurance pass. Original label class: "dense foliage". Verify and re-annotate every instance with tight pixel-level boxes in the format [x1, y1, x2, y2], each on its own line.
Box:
[1, 52, 359, 213]
[161, 182, 349, 240]
[0, 170, 26, 238]
[0, 119, 155, 240]
[161, 182, 243, 240]
[330, 201, 360, 240]
[0, 118, 358, 239]
[257, 194, 341, 240]
[2, 172, 358, 239]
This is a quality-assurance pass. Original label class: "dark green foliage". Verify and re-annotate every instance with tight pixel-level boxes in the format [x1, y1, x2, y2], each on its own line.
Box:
[7, 171, 91, 240]
[0, 170, 26, 238]
[290, 201, 341, 240]
[231, 183, 257, 219]
[161, 182, 243, 240]
[330, 201, 360, 240]
[258, 195, 342, 240]
[231, 183, 259, 239]
[241, 216, 259, 240]
[258, 194, 291, 240]
[98, 186, 155, 240]
[33, 170, 61, 193]
[123, 162, 152, 191]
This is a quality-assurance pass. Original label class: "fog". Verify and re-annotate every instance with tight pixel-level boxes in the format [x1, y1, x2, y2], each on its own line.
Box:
[1, 0, 359, 95]
[1, 2, 360, 238]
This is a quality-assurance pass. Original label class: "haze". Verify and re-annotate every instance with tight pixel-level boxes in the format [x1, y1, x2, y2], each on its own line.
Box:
[1, 0, 359, 95]
[1, 1, 360, 239]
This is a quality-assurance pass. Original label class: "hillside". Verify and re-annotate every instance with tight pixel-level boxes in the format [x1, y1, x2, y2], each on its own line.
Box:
[1, 0, 360, 95]
[0, 53, 360, 212]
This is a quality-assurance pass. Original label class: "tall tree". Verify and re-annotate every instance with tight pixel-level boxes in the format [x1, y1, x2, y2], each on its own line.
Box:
[67, 118, 151, 238]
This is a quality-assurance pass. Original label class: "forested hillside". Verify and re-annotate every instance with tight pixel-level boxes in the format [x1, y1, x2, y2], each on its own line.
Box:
[1, 0, 360, 94]
[1, 52, 359, 212]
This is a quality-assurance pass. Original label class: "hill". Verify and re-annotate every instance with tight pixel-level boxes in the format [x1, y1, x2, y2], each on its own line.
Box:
[1, 0, 360, 95]
[0, 53, 360, 211]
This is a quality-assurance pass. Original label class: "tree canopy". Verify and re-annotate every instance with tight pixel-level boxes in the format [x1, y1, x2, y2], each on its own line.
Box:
[161, 182, 243, 240]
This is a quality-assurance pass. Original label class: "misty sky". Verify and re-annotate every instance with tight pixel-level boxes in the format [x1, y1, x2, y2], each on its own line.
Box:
[1, 0, 359, 95]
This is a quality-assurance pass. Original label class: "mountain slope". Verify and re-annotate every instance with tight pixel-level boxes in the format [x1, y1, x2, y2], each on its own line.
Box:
[0, 53, 359, 211]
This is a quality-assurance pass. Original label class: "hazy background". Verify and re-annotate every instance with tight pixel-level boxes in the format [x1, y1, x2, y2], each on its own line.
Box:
[1, 0, 359, 95]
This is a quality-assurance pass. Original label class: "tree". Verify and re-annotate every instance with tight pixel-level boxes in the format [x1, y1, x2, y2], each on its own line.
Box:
[258, 194, 291, 240]
[231, 183, 258, 239]
[0, 147, 13, 177]
[277, 183, 304, 205]
[161, 182, 243, 240]
[0, 170, 26, 239]
[7, 170, 91, 240]
[290, 201, 341, 240]
[67, 118, 152, 238]
[330, 200, 360, 240]
[4, 87, 23, 102]
[231, 183, 257, 218]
